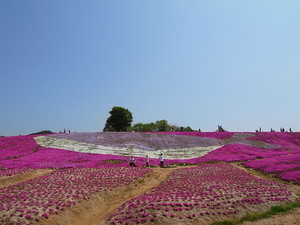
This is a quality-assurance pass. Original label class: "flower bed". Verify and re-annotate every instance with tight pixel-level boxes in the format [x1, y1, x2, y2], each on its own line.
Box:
[108, 163, 293, 225]
[156, 132, 235, 139]
[278, 171, 300, 184]
[0, 135, 41, 163]
[243, 133, 300, 182]
[0, 168, 33, 177]
[0, 167, 151, 225]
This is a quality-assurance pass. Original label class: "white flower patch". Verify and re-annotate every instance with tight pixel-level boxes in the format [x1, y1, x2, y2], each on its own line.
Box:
[35, 136, 222, 160]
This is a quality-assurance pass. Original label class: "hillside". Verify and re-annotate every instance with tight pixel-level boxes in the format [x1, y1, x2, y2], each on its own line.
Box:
[0, 132, 300, 225]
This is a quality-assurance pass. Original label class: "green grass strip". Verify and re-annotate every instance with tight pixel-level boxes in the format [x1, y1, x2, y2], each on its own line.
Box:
[212, 201, 300, 225]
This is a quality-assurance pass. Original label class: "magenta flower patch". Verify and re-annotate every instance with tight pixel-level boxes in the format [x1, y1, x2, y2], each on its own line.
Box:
[107, 163, 294, 224]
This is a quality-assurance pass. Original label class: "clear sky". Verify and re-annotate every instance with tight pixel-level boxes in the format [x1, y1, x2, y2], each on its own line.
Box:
[1, 0, 300, 136]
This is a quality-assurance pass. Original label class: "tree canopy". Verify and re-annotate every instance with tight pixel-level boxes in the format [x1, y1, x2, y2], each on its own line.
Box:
[103, 106, 133, 132]
[131, 120, 195, 132]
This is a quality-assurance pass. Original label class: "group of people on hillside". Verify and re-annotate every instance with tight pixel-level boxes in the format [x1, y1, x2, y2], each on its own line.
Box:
[129, 153, 164, 168]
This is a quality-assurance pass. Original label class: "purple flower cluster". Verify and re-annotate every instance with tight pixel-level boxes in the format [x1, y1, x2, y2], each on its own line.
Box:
[278, 171, 300, 184]
[108, 163, 292, 224]
[0, 135, 41, 163]
[155, 131, 235, 139]
[0, 167, 151, 225]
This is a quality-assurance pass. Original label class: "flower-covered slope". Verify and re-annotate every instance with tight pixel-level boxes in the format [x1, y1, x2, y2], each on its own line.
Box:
[35, 133, 223, 160]
[0, 167, 151, 225]
[173, 132, 300, 183]
[108, 163, 294, 225]
[1, 132, 300, 183]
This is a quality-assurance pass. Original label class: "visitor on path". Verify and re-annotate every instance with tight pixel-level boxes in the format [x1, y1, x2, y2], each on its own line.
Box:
[145, 155, 149, 167]
[129, 156, 136, 167]
[159, 153, 164, 168]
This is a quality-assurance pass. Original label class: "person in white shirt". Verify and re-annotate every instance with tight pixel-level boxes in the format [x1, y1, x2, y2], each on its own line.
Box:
[159, 153, 164, 168]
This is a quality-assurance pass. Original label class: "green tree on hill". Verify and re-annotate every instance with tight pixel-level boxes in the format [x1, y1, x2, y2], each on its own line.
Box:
[131, 120, 194, 132]
[131, 122, 157, 132]
[103, 106, 133, 132]
[155, 120, 170, 131]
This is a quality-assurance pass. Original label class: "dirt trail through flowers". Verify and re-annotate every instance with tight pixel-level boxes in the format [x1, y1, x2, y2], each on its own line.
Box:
[0, 169, 54, 188]
[39, 167, 180, 225]
[2, 165, 299, 225]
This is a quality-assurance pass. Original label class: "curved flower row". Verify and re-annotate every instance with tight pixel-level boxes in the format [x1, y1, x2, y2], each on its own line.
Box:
[0, 167, 151, 225]
[0, 135, 41, 163]
[108, 163, 293, 225]
[0, 168, 33, 177]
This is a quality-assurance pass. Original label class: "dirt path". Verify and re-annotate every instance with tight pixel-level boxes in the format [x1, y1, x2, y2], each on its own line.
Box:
[0, 169, 54, 188]
[2, 164, 299, 225]
[40, 167, 178, 225]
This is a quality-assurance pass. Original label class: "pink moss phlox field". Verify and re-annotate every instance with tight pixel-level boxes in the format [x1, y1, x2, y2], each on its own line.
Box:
[108, 163, 292, 225]
[0, 135, 41, 162]
[243, 132, 300, 182]
[0, 167, 151, 225]
[1, 133, 300, 183]
[0, 135, 156, 169]
[278, 171, 300, 184]
[195, 143, 293, 162]
[0, 168, 33, 177]
[1, 148, 156, 169]
[165, 132, 300, 183]
[247, 132, 300, 150]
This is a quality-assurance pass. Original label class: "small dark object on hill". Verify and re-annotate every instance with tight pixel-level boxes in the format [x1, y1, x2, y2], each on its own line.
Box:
[30, 130, 54, 135]
[280, 127, 285, 132]
[217, 125, 225, 132]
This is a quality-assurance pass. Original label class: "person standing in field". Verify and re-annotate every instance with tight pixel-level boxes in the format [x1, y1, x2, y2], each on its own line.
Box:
[129, 156, 135, 167]
[159, 153, 164, 168]
[145, 155, 149, 167]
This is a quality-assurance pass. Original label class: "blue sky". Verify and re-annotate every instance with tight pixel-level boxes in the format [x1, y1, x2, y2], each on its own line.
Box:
[1, 1, 300, 136]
